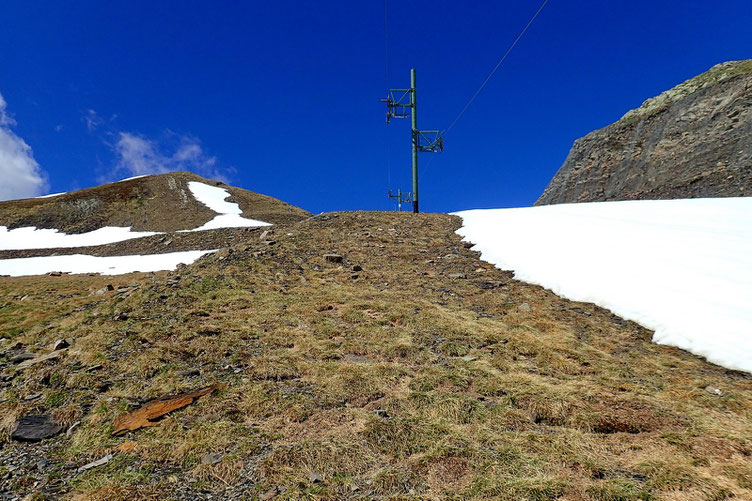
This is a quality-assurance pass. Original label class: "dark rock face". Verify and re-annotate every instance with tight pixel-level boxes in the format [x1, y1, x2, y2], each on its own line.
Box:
[536, 60, 752, 205]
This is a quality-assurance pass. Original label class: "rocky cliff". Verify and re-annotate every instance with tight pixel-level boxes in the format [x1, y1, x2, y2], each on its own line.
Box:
[536, 60, 752, 205]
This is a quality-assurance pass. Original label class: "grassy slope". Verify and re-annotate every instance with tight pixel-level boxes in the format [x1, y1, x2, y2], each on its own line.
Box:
[0, 172, 310, 233]
[1, 212, 750, 500]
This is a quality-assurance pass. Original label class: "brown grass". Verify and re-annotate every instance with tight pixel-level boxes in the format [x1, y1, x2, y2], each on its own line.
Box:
[1, 211, 751, 500]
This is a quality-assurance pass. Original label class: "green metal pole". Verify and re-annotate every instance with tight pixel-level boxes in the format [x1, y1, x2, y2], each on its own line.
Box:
[410, 68, 419, 213]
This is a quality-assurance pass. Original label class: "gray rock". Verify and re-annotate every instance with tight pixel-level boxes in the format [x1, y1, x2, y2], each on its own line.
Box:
[11, 415, 64, 442]
[309, 470, 323, 483]
[343, 354, 368, 364]
[24, 393, 41, 401]
[10, 353, 35, 364]
[461, 355, 477, 362]
[52, 338, 69, 351]
[518, 302, 531, 312]
[447, 273, 467, 279]
[91, 284, 114, 296]
[704, 385, 725, 397]
[259, 230, 270, 241]
[77, 453, 113, 473]
[201, 453, 223, 465]
[176, 368, 200, 377]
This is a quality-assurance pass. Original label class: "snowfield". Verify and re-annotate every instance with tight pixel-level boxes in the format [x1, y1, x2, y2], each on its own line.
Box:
[184, 181, 271, 231]
[0, 250, 216, 277]
[0, 226, 159, 251]
[453, 197, 752, 374]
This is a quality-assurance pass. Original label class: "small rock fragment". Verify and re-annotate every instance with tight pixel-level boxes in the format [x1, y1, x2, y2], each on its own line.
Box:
[448, 273, 467, 279]
[323, 253, 343, 263]
[260, 488, 279, 500]
[259, 230, 270, 241]
[24, 393, 42, 401]
[77, 453, 113, 473]
[91, 284, 114, 296]
[176, 368, 200, 377]
[201, 453, 223, 465]
[373, 409, 390, 418]
[309, 471, 323, 483]
[16, 350, 66, 370]
[461, 355, 477, 362]
[10, 353, 35, 364]
[518, 303, 531, 312]
[704, 385, 725, 397]
[52, 338, 70, 351]
[66, 420, 81, 437]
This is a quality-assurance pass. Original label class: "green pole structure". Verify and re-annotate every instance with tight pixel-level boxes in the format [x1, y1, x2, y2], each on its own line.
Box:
[410, 68, 419, 213]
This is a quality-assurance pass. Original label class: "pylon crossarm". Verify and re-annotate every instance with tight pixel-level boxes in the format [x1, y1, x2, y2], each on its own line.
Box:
[382, 89, 413, 123]
[415, 130, 443, 153]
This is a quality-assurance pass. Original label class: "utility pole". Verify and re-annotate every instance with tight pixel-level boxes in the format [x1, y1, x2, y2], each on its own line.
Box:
[388, 189, 411, 211]
[410, 69, 419, 213]
[382, 68, 443, 213]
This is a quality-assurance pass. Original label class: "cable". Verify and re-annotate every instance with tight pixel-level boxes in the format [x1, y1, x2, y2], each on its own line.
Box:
[442, 0, 548, 136]
[384, 0, 393, 203]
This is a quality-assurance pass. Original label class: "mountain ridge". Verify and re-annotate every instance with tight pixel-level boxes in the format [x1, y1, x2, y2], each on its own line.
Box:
[0, 172, 310, 233]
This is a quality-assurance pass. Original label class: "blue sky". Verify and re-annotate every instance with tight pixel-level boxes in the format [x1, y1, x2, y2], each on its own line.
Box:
[0, 1, 750, 212]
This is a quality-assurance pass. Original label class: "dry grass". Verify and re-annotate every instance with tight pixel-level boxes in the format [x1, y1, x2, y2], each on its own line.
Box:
[1, 211, 751, 500]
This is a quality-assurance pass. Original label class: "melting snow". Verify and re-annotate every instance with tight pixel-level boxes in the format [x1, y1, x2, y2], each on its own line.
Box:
[0, 250, 216, 277]
[184, 181, 271, 231]
[453, 197, 752, 374]
[0, 226, 159, 251]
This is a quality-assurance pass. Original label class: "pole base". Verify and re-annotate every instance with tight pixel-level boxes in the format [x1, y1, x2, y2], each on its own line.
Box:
[413, 201, 419, 213]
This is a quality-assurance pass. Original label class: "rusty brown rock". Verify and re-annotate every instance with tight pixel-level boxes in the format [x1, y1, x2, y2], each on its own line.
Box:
[112, 384, 219, 436]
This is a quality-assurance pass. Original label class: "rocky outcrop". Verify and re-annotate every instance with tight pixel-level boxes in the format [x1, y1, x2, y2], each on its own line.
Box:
[536, 60, 752, 205]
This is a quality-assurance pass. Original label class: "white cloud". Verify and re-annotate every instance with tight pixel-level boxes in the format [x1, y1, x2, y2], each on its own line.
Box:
[84, 109, 103, 131]
[111, 131, 230, 182]
[0, 92, 49, 201]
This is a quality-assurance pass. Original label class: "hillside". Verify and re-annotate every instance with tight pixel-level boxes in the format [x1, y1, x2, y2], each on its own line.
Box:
[1, 211, 751, 500]
[0, 172, 310, 233]
[536, 60, 752, 205]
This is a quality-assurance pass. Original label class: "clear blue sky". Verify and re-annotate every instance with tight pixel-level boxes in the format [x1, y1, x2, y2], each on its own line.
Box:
[1, 1, 750, 212]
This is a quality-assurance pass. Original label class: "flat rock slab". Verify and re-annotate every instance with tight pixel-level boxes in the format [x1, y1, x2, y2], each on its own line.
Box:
[11, 415, 64, 442]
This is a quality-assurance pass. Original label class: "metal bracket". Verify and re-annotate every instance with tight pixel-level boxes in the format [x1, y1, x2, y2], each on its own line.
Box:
[414, 130, 443, 153]
[381, 88, 413, 123]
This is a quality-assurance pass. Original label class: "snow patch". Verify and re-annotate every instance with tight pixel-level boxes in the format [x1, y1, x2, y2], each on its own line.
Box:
[0, 226, 159, 251]
[35, 192, 67, 199]
[116, 175, 147, 182]
[0, 250, 216, 277]
[453, 197, 752, 374]
[183, 181, 271, 231]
